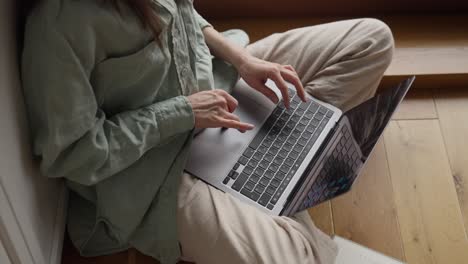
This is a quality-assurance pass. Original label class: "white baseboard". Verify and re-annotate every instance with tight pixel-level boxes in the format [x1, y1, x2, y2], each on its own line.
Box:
[49, 187, 68, 264]
[0, 182, 68, 264]
[0, 236, 12, 264]
[334, 236, 405, 264]
[0, 183, 35, 264]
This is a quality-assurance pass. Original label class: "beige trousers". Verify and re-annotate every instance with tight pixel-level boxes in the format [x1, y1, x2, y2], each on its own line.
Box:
[178, 18, 394, 264]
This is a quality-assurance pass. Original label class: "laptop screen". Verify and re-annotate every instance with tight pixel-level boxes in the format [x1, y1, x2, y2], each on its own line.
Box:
[286, 77, 416, 215]
[344, 76, 415, 158]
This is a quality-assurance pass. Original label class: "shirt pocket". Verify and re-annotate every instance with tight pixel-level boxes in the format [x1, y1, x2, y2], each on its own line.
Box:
[91, 40, 171, 115]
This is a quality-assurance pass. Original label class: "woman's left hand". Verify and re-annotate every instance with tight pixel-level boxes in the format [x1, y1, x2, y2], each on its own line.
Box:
[236, 55, 307, 108]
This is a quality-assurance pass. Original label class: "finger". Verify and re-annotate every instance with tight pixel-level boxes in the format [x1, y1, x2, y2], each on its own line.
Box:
[216, 90, 238, 113]
[253, 81, 279, 104]
[223, 112, 254, 133]
[218, 117, 255, 131]
[284, 65, 297, 76]
[220, 110, 251, 132]
[220, 109, 241, 122]
[281, 69, 307, 102]
[270, 71, 291, 108]
[218, 110, 254, 130]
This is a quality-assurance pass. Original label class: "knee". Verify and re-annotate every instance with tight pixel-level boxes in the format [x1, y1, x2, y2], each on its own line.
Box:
[359, 18, 395, 67]
[360, 18, 394, 48]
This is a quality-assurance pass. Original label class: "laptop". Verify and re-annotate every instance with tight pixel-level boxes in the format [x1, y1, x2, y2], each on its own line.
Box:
[185, 76, 415, 216]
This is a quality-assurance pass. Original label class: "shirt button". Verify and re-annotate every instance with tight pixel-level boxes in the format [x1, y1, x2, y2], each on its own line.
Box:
[181, 67, 189, 77]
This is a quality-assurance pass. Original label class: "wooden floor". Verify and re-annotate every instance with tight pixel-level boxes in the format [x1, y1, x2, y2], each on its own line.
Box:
[309, 87, 468, 264]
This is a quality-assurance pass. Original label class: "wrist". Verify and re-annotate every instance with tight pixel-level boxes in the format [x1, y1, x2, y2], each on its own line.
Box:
[231, 51, 252, 72]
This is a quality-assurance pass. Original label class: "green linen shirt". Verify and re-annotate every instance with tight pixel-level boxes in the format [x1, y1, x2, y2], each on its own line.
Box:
[21, 0, 247, 263]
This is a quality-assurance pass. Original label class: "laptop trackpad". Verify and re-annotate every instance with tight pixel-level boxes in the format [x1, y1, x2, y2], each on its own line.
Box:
[185, 80, 276, 183]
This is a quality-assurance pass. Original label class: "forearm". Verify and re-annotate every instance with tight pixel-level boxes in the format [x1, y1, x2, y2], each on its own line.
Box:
[202, 26, 251, 70]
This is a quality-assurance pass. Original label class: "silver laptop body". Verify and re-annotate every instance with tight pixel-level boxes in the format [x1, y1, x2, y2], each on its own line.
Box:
[185, 79, 342, 215]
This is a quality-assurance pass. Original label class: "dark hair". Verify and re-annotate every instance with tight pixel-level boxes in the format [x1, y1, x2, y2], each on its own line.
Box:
[23, 0, 163, 41]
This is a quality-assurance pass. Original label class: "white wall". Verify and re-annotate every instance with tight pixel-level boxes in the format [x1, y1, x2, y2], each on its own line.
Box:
[0, 1, 67, 264]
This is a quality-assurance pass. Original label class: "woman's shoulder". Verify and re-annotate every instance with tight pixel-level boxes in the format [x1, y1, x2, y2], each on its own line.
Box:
[28, 0, 118, 35]
[25, 0, 146, 64]
[23, 0, 118, 71]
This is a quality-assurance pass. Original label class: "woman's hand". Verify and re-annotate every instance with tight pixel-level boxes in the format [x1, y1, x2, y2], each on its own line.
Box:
[200, 27, 305, 107]
[237, 54, 307, 108]
[187, 89, 254, 131]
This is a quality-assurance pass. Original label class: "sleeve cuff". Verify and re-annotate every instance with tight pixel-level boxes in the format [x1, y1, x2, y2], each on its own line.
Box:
[151, 96, 195, 140]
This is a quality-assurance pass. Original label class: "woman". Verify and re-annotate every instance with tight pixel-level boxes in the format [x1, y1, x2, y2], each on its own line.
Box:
[21, 0, 394, 263]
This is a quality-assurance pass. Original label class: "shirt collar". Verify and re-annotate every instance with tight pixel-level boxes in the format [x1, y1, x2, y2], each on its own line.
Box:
[153, 0, 193, 15]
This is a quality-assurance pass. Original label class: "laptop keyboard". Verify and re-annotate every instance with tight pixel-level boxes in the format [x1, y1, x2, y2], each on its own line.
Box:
[223, 89, 334, 210]
[298, 125, 362, 211]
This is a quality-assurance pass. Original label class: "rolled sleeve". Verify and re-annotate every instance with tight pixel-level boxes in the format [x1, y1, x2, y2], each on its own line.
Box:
[151, 95, 195, 141]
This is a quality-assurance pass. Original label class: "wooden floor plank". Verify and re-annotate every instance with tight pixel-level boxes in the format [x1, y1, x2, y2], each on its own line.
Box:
[386, 47, 468, 76]
[434, 88, 468, 237]
[331, 139, 405, 261]
[384, 120, 468, 264]
[392, 89, 437, 120]
[308, 201, 334, 236]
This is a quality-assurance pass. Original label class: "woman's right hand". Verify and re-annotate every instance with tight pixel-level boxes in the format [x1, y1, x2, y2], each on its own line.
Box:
[187, 89, 254, 131]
